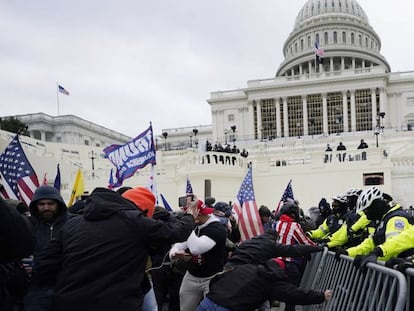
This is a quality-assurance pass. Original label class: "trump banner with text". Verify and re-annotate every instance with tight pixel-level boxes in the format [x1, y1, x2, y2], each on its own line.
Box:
[104, 124, 156, 187]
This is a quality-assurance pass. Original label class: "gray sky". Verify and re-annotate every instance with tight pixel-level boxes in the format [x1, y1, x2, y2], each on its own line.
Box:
[1, 0, 413, 138]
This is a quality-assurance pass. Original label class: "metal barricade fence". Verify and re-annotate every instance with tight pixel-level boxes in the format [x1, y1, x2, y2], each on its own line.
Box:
[300, 249, 408, 311]
[405, 268, 414, 311]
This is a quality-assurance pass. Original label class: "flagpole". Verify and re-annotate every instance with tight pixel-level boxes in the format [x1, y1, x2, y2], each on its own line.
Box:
[56, 82, 60, 116]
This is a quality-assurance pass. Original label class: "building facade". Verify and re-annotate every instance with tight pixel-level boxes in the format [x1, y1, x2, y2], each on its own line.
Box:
[12, 112, 131, 147]
[2, 0, 414, 210]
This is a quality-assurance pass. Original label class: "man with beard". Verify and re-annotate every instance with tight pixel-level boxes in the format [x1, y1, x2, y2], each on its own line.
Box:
[24, 185, 72, 311]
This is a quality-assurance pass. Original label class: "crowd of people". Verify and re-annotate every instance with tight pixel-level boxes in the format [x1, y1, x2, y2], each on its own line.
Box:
[3, 182, 414, 310]
[205, 140, 249, 158]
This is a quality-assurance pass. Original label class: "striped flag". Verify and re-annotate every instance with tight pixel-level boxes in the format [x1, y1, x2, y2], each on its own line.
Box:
[58, 84, 70, 95]
[314, 41, 324, 64]
[0, 134, 39, 206]
[232, 166, 263, 241]
[42, 173, 48, 185]
[275, 180, 294, 213]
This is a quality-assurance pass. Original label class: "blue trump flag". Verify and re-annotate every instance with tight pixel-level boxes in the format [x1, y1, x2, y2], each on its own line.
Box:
[103, 124, 156, 187]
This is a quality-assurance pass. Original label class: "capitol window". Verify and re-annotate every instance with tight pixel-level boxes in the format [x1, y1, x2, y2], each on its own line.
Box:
[342, 31, 346, 43]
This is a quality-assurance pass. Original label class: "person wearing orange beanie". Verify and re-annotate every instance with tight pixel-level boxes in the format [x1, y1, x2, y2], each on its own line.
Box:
[122, 187, 156, 218]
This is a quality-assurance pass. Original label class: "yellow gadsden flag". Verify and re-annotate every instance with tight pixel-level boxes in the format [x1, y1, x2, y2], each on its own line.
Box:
[68, 168, 85, 206]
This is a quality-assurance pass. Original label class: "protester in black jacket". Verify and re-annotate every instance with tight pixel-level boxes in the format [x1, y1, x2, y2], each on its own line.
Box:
[0, 197, 33, 311]
[31, 187, 197, 311]
[197, 258, 331, 311]
[25, 185, 73, 311]
[226, 230, 322, 268]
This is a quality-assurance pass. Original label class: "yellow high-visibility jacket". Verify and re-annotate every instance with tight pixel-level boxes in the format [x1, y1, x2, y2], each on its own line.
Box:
[327, 211, 372, 248]
[379, 223, 414, 258]
[347, 204, 412, 260]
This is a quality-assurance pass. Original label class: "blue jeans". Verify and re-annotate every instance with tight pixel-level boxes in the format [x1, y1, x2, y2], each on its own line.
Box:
[142, 287, 158, 311]
[196, 297, 231, 311]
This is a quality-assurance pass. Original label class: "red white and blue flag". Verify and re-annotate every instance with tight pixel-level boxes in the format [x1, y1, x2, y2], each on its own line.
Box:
[0, 135, 39, 206]
[314, 41, 324, 64]
[275, 180, 295, 213]
[58, 84, 70, 95]
[232, 166, 264, 241]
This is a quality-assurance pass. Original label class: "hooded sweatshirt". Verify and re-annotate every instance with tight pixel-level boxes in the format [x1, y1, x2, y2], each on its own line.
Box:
[32, 188, 195, 311]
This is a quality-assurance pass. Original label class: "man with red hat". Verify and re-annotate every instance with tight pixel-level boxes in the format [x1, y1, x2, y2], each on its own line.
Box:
[169, 198, 228, 311]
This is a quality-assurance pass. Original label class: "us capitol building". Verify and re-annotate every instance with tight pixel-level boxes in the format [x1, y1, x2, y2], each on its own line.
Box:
[2, 0, 414, 210]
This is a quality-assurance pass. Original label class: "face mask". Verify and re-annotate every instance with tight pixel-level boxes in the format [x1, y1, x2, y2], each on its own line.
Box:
[365, 199, 388, 220]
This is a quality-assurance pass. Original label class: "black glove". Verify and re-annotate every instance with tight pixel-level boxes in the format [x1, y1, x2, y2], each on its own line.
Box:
[313, 245, 325, 253]
[356, 254, 378, 273]
[353, 255, 364, 269]
[396, 260, 414, 273]
[335, 247, 348, 261]
[385, 257, 406, 268]
[299, 245, 324, 254]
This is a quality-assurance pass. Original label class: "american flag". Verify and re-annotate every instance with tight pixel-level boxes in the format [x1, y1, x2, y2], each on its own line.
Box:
[0, 135, 39, 206]
[186, 176, 193, 195]
[232, 166, 263, 241]
[58, 84, 70, 96]
[314, 41, 324, 64]
[276, 180, 294, 213]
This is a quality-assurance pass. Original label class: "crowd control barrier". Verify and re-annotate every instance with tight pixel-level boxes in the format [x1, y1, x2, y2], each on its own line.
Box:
[300, 248, 408, 311]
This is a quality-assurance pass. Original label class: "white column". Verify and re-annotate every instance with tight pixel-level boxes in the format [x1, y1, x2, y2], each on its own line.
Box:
[330, 57, 334, 72]
[247, 101, 255, 140]
[308, 61, 312, 75]
[371, 88, 377, 129]
[322, 93, 328, 134]
[379, 88, 389, 128]
[283, 97, 289, 137]
[41, 131, 46, 141]
[342, 91, 349, 132]
[303, 95, 308, 135]
[276, 98, 281, 138]
[350, 90, 356, 132]
[256, 99, 262, 140]
[341, 57, 345, 70]
[352, 58, 356, 69]
[299, 64, 303, 75]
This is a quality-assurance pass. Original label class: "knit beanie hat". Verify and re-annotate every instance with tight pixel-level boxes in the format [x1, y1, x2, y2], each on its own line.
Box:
[122, 187, 156, 218]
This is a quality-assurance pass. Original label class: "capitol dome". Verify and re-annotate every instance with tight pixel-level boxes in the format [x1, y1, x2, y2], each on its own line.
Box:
[276, 0, 390, 77]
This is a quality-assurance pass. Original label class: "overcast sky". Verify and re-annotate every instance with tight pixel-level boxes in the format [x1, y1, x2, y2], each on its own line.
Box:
[1, 0, 413, 138]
